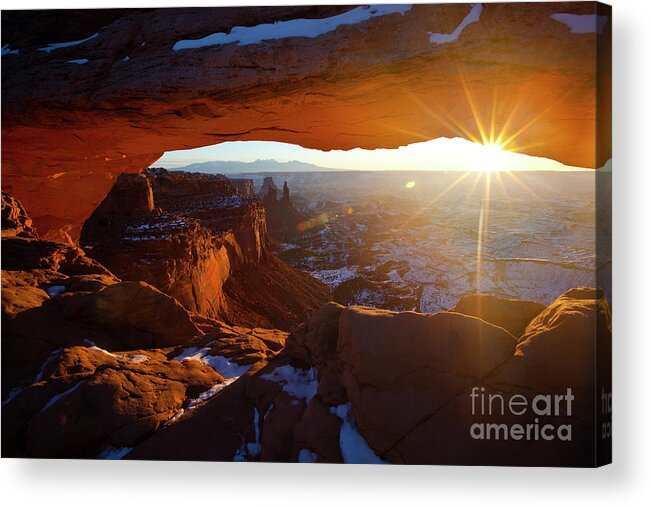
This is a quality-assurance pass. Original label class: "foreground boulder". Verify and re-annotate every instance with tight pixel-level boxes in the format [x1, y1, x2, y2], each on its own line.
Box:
[174, 322, 289, 368]
[281, 288, 611, 466]
[286, 302, 344, 371]
[491, 287, 611, 393]
[390, 288, 612, 466]
[337, 307, 517, 455]
[3, 345, 223, 458]
[1, 235, 112, 276]
[48, 281, 201, 349]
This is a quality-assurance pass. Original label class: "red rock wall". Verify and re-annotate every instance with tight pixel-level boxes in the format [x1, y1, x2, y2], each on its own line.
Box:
[79, 169, 326, 328]
[80, 170, 269, 317]
[230, 179, 256, 197]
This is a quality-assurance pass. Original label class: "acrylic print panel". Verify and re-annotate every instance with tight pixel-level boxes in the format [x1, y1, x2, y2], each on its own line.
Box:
[1, 2, 611, 466]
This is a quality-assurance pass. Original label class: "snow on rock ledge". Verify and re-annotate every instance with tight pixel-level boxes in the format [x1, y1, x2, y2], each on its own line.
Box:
[550, 13, 609, 33]
[173, 4, 412, 50]
[429, 3, 482, 44]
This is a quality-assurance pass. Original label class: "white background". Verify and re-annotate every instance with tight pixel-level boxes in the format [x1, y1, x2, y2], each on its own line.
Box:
[1, 0, 649, 505]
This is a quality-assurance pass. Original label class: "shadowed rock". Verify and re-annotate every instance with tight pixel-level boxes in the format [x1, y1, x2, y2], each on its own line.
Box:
[337, 307, 517, 454]
[259, 177, 309, 239]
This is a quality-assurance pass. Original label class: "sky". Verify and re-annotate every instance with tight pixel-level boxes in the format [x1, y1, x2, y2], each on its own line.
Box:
[153, 137, 589, 172]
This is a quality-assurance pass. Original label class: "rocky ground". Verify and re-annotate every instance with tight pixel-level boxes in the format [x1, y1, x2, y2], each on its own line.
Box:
[270, 170, 608, 313]
[1, 178, 611, 465]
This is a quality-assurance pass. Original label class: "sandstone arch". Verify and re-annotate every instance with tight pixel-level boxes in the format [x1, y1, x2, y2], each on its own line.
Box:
[1, 3, 611, 242]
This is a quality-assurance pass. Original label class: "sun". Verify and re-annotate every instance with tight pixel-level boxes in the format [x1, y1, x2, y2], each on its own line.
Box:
[478, 141, 509, 172]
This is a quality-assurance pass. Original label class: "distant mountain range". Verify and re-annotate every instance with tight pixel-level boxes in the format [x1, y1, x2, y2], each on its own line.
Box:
[170, 159, 347, 174]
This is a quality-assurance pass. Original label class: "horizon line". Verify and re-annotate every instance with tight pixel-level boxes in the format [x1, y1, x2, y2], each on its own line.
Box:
[152, 159, 595, 173]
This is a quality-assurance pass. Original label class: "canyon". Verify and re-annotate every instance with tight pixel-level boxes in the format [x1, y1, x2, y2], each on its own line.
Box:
[270, 170, 610, 311]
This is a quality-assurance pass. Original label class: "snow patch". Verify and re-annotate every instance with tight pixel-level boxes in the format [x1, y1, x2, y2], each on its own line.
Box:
[173, 346, 251, 379]
[2, 348, 63, 406]
[39, 33, 98, 53]
[261, 365, 318, 401]
[187, 377, 237, 410]
[2, 387, 26, 407]
[97, 445, 133, 460]
[165, 376, 240, 427]
[550, 13, 609, 33]
[2, 44, 19, 55]
[429, 3, 482, 44]
[84, 341, 150, 364]
[67, 59, 89, 64]
[173, 4, 412, 50]
[46, 285, 66, 297]
[123, 235, 160, 241]
[298, 448, 318, 463]
[330, 403, 387, 464]
[308, 266, 357, 287]
[119, 354, 149, 363]
[233, 407, 262, 461]
[34, 348, 63, 382]
[264, 403, 274, 420]
[41, 381, 85, 412]
[386, 269, 402, 282]
[83, 339, 119, 358]
[279, 242, 301, 252]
